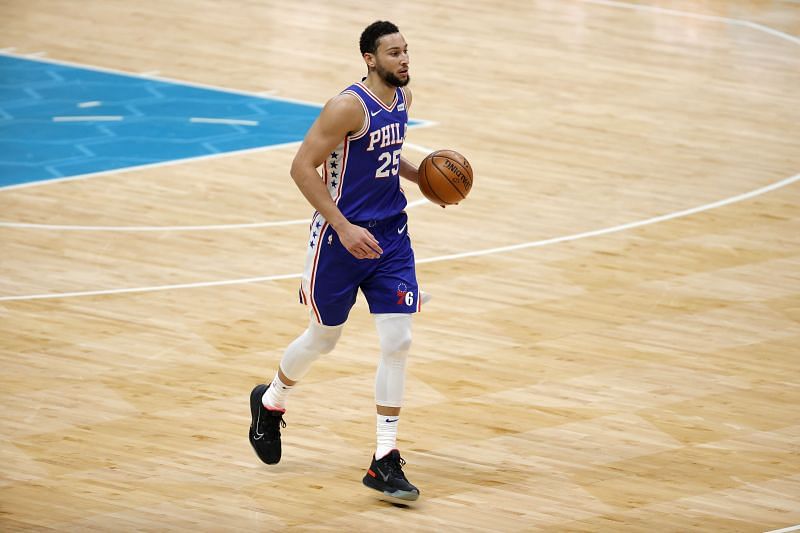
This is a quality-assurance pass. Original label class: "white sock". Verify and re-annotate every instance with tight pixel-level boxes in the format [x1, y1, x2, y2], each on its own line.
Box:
[262, 372, 292, 411]
[376, 414, 400, 459]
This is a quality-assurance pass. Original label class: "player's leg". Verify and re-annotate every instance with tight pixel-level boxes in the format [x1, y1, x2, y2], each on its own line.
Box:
[263, 318, 343, 410]
[359, 215, 420, 500]
[363, 313, 419, 500]
[248, 318, 343, 465]
[249, 218, 362, 465]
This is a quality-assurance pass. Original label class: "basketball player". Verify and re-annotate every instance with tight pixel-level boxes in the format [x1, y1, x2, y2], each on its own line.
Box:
[249, 21, 422, 501]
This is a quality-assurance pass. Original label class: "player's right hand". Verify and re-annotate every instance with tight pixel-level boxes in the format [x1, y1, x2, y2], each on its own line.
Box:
[338, 223, 383, 260]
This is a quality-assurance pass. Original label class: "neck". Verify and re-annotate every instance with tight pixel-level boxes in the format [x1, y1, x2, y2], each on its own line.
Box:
[362, 73, 396, 105]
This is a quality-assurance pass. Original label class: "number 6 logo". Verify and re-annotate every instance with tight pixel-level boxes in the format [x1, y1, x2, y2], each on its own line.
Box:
[405, 291, 414, 306]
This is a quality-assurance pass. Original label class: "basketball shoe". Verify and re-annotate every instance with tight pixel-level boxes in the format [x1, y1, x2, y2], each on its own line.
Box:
[362, 449, 420, 501]
[248, 383, 286, 465]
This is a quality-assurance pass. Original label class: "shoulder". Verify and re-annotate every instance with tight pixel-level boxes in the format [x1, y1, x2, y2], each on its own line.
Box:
[325, 91, 364, 116]
[319, 92, 364, 131]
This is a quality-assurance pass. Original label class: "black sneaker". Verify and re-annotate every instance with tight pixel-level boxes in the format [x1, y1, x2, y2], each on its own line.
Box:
[362, 449, 420, 501]
[248, 384, 286, 465]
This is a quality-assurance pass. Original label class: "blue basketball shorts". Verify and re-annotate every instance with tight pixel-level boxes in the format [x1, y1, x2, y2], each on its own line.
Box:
[299, 211, 421, 326]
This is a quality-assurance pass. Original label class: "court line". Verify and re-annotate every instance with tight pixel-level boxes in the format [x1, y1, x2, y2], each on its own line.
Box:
[189, 117, 259, 126]
[765, 525, 800, 533]
[52, 115, 123, 122]
[0, 144, 436, 230]
[583, 0, 747, 24]
[0, 141, 304, 192]
[417, 173, 800, 264]
[1, 173, 797, 302]
[0, 198, 429, 231]
[582, 0, 800, 44]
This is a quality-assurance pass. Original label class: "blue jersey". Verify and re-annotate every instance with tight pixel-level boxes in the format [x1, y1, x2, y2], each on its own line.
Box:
[321, 82, 409, 222]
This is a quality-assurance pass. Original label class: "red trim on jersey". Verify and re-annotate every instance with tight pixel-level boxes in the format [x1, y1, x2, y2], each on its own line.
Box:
[356, 82, 397, 112]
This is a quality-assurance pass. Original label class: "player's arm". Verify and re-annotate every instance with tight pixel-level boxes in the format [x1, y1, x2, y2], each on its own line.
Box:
[290, 95, 383, 259]
[398, 87, 419, 184]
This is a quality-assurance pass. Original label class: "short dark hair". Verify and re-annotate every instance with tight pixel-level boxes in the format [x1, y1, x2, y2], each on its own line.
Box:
[359, 20, 400, 55]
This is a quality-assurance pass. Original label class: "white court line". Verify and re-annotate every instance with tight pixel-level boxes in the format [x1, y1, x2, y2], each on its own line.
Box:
[417, 174, 800, 265]
[0, 141, 304, 192]
[77, 101, 102, 108]
[765, 525, 800, 533]
[582, 0, 800, 44]
[0, 145, 435, 231]
[189, 117, 259, 126]
[0, 274, 304, 302]
[52, 115, 123, 122]
[1, 173, 797, 302]
[0, 198, 429, 231]
[582, 0, 747, 24]
[744, 21, 800, 45]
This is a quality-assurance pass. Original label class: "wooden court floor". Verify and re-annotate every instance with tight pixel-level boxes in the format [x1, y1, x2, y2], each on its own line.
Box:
[1, 0, 799, 531]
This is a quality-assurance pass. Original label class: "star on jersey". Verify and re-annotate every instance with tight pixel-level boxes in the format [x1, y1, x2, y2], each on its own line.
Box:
[325, 147, 343, 195]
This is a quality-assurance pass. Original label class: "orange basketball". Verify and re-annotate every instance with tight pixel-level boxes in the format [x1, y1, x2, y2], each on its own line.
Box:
[417, 149, 473, 206]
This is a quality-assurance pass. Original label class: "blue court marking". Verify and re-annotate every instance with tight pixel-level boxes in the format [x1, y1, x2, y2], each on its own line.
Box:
[0, 54, 425, 188]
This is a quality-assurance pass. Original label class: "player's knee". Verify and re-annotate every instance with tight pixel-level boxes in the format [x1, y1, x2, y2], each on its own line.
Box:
[308, 322, 342, 354]
[377, 315, 412, 357]
[383, 329, 411, 357]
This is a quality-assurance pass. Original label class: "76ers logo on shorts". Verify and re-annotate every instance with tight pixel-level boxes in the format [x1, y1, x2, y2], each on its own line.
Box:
[396, 283, 414, 306]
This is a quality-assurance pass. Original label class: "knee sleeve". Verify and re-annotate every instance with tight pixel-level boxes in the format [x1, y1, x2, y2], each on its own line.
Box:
[279, 320, 342, 381]
[374, 314, 412, 407]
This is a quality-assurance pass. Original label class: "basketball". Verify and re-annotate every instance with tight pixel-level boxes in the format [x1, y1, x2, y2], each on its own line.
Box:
[417, 149, 473, 206]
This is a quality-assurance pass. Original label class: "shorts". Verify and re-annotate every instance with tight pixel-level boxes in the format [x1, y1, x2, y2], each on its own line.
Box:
[299, 211, 420, 326]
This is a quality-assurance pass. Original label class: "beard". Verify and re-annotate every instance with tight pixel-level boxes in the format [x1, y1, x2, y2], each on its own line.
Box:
[376, 63, 410, 87]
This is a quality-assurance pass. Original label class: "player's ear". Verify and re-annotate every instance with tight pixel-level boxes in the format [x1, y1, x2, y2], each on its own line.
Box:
[363, 53, 376, 69]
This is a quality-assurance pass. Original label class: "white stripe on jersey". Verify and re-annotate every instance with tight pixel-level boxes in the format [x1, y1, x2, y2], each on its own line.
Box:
[302, 212, 329, 324]
[342, 90, 370, 140]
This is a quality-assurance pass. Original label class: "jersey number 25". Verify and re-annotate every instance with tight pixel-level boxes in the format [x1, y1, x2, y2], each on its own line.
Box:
[376, 148, 402, 178]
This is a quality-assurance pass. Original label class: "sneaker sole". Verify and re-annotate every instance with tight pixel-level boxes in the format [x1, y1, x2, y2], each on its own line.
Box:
[362, 477, 420, 501]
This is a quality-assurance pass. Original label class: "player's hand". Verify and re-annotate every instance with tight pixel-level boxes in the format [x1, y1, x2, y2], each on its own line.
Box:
[337, 223, 383, 259]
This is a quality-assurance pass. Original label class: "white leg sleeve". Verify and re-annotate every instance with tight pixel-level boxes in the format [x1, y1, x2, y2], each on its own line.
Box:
[279, 320, 343, 382]
[374, 313, 412, 407]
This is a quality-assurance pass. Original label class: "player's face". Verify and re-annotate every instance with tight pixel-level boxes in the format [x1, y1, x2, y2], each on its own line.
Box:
[374, 33, 410, 87]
